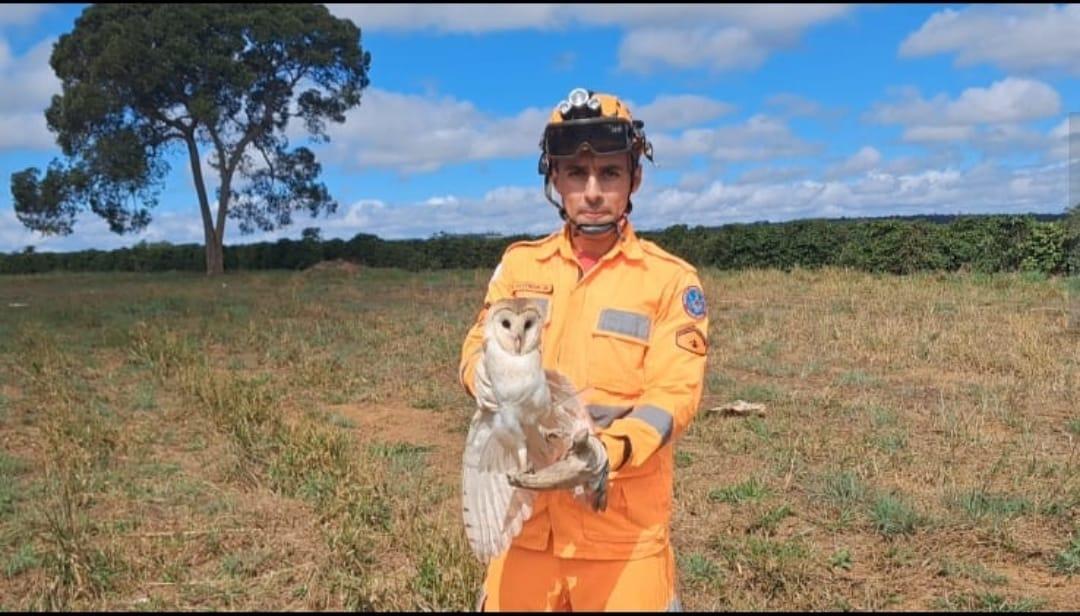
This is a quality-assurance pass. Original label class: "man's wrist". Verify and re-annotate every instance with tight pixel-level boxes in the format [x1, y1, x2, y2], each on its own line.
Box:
[599, 433, 631, 471]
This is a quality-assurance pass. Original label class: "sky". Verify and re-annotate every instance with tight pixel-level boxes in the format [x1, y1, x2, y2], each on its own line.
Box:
[1, 3, 1079, 253]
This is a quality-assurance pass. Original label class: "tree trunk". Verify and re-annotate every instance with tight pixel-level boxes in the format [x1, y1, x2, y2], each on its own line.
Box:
[205, 228, 225, 276]
[184, 133, 223, 276]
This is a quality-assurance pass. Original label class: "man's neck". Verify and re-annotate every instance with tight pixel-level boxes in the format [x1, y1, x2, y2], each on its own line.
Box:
[570, 229, 618, 261]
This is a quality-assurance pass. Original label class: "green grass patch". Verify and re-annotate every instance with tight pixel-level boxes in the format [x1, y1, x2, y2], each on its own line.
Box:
[933, 592, 1045, 612]
[1052, 530, 1080, 575]
[4, 542, 40, 577]
[870, 493, 921, 537]
[680, 552, 723, 587]
[837, 370, 881, 387]
[368, 442, 433, 474]
[747, 504, 793, 535]
[818, 470, 867, 507]
[829, 548, 853, 571]
[708, 477, 771, 505]
[733, 383, 786, 403]
[937, 559, 1007, 586]
[675, 450, 695, 468]
[1067, 418, 1080, 437]
[948, 489, 1032, 521]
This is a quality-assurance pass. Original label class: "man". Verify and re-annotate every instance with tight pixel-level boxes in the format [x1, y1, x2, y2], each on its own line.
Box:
[458, 87, 709, 611]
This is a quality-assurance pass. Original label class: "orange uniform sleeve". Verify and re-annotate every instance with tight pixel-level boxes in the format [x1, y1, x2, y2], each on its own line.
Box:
[600, 269, 709, 469]
[459, 261, 514, 398]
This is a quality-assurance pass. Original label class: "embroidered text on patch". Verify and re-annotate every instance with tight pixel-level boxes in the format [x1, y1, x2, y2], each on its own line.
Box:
[682, 286, 706, 320]
[513, 282, 554, 294]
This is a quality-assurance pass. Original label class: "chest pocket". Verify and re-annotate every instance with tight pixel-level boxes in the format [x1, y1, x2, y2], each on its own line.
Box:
[589, 308, 651, 396]
[510, 294, 551, 327]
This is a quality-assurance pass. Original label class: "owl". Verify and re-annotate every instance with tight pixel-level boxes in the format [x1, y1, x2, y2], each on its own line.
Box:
[461, 298, 593, 563]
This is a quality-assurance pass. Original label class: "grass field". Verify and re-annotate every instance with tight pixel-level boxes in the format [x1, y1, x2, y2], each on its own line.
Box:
[0, 266, 1077, 610]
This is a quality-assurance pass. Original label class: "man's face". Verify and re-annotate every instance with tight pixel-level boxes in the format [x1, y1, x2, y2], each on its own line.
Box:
[551, 151, 641, 227]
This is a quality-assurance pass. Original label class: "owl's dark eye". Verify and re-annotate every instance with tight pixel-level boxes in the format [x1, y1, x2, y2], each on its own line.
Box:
[501, 319, 511, 329]
[524, 320, 533, 330]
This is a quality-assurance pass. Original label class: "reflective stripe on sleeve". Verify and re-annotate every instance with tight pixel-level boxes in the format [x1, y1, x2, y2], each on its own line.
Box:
[627, 404, 674, 446]
[586, 404, 632, 428]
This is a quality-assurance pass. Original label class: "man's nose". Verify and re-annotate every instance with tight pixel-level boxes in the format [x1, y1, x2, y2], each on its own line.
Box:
[584, 173, 602, 203]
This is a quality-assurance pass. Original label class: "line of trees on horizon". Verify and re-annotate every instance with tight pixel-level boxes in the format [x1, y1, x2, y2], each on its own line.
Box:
[3, 211, 1079, 277]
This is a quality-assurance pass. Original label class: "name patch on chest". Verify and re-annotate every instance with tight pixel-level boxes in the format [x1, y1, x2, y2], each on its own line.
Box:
[513, 282, 554, 295]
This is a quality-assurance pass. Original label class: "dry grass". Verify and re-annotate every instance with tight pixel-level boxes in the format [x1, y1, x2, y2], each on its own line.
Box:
[0, 266, 1076, 610]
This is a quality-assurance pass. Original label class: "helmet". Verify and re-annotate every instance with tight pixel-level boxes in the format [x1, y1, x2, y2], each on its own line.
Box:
[538, 88, 654, 236]
[538, 88, 653, 175]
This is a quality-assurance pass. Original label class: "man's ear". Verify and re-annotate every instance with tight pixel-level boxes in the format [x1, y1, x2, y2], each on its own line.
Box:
[631, 164, 642, 194]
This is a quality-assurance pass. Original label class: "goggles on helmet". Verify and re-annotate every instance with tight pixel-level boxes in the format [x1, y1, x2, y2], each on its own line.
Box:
[543, 117, 635, 158]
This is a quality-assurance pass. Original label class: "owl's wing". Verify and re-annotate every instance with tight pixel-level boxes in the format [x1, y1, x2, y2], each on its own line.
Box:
[462, 408, 536, 563]
[538, 370, 603, 509]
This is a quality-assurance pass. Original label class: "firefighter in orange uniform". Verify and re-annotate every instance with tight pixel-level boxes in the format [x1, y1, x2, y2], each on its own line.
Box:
[459, 87, 709, 611]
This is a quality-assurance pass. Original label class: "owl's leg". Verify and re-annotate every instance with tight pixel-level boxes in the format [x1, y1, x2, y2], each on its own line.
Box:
[517, 446, 530, 473]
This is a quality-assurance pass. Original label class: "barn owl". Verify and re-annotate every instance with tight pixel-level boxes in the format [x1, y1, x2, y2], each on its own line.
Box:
[461, 297, 594, 563]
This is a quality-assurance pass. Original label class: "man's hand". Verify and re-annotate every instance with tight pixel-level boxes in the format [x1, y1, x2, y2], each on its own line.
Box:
[507, 430, 610, 511]
[473, 351, 499, 411]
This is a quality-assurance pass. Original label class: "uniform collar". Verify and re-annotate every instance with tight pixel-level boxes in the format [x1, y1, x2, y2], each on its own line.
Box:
[539, 219, 645, 263]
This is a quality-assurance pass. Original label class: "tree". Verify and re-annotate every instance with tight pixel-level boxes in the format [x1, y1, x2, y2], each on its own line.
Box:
[10, 4, 371, 275]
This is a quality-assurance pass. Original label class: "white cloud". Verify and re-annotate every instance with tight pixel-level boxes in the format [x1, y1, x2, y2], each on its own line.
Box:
[331, 4, 851, 73]
[900, 5, 1080, 75]
[328, 4, 563, 33]
[0, 36, 60, 150]
[4, 155, 1072, 253]
[868, 78, 1064, 159]
[0, 112, 54, 150]
[869, 78, 1060, 129]
[826, 146, 881, 179]
[735, 166, 810, 185]
[618, 26, 768, 74]
[628, 160, 1068, 230]
[651, 114, 818, 164]
[331, 4, 851, 34]
[0, 205, 207, 254]
[0, 5, 52, 28]
[632, 94, 735, 132]
[320, 88, 548, 174]
[318, 89, 743, 175]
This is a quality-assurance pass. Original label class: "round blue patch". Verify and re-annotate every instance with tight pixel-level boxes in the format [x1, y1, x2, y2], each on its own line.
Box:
[682, 286, 706, 319]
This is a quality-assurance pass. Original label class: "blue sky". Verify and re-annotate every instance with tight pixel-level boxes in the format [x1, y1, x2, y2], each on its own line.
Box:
[1, 4, 1078, 253]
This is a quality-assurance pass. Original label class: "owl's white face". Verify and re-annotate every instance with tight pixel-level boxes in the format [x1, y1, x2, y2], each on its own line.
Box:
[485, 298, 544, 356]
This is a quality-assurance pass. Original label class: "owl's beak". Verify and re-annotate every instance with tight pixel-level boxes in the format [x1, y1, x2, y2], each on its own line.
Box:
[514, 335, 522, 354]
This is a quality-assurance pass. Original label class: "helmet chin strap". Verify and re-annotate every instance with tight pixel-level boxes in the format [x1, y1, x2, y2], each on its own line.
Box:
[544, 180, 628, 238]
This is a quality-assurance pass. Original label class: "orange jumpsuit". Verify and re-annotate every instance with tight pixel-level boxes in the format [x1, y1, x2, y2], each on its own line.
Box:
[459, 221, 709, 611]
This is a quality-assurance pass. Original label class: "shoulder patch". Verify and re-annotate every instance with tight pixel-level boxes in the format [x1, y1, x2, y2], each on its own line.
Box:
[682, 286, 707, 320]
[676, 326, 707, 356]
